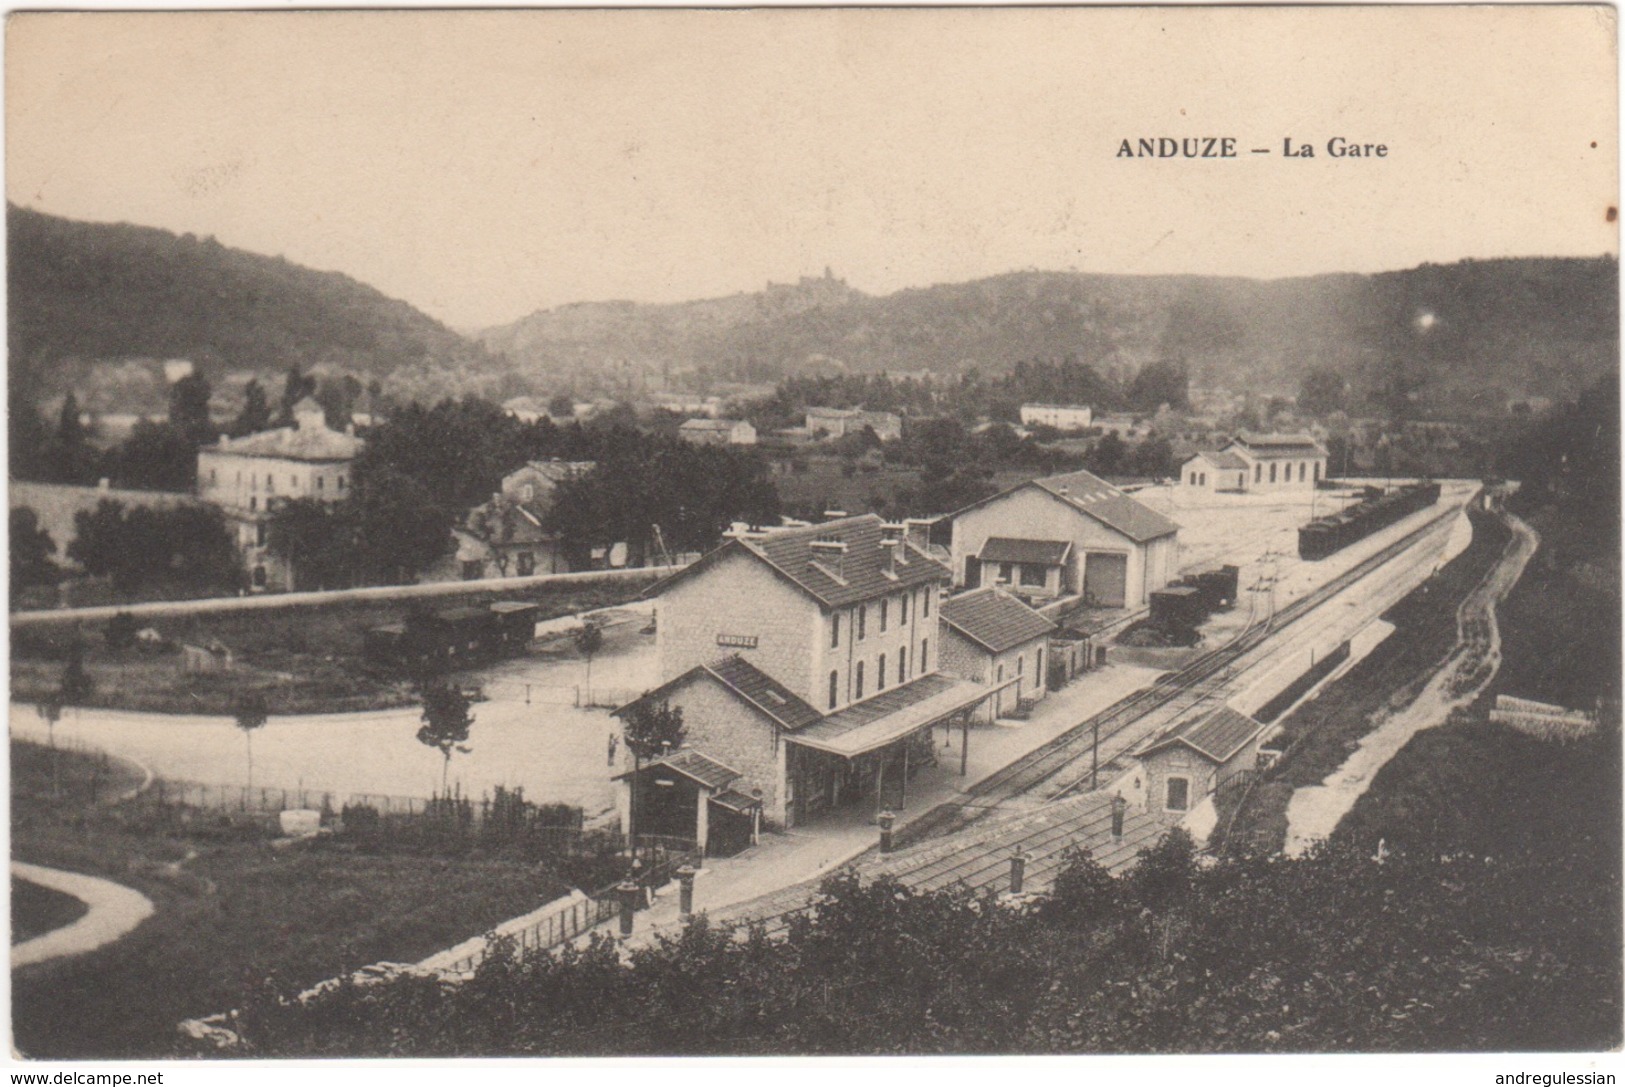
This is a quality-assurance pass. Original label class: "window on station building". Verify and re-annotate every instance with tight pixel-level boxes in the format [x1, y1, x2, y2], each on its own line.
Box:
[1298, 462, 1306, 482]
[1314, 461, 1322, 482]
[317, 476, 324, 491]
[855, 661, 865, 700]
[878, 653, 887, 690]
[831, 614, 840, 649]
[829, 671, 839, 710]
[1036, 648, 1044, 681]
[902, 593, 910, 625]
[268, 474, 276, 491]
[880, 599, 888, 633]
[338, 475, 346, 491]
[1255, 464, 1262, 482]
[999, 562, 1014, 583]
[1269, 463, 1277, 483]
[858, 605, 867, 640]
[1166, 776, 1190, 812]
[209, 469, 217, 485]
[902, 645, 910, 681]
[1020, 564, 1045, 587]
[923, 589, 930, 617]
[920, 639, 929, 671]
[249, 496, 257, 512]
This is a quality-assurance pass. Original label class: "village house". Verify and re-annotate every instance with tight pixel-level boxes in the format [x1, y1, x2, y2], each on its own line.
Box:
[196, 397, 363, 591]
[1181, 432, 1328, 494]
[939, 588, 1057, 720]
[1179, 450, 1251, 494]
[678, 418, 758, 446]
[614, 514, 996, 850]
[1019, 403, 1094, 431]
[948, 468, 1181, 611]
[804, 407, 904, 443]
[1133, 704, 1267, 820]
[434, 460, 597, 580]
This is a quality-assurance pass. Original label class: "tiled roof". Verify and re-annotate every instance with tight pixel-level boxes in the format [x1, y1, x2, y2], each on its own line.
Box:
[1230, 432, 1328, 459]
[646, 514, 950, 609]
[710, 789, 763, 814]
[613, 655, 824, 733]
[1139, 705, 1264, 764]
[790, 673, 991, 757]
[615, 749, 742, 791]
[706, 655, 824, 731]
[1031, 470, 1180, 542]
[940, 588, 1057, 654]
[679, 418, 741, 431]
[1189, 450, 1249, 470]
[978, 537, 1072, 566]
[205, 421, 363, 462]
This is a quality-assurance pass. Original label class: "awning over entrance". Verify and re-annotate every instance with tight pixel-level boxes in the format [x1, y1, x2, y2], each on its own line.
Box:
[788, 673, 992, 758]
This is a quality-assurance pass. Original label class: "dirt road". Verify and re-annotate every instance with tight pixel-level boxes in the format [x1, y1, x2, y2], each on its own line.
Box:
[1282, 509, 1540, 855]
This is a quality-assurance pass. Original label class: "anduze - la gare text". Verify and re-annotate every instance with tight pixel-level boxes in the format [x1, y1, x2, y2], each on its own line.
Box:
[1116, 136, 1388, 158]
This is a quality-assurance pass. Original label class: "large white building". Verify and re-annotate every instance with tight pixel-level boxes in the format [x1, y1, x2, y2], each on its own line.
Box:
[1182, 432, 1329, 494]
[196, 398, 363, 590]
[1019, 403, 1094, 431]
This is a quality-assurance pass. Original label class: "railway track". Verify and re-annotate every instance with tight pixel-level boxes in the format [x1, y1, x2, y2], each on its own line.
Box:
[895, 496, 1467, 848]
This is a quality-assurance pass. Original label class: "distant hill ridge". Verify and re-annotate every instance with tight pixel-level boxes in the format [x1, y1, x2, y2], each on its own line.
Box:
[7, 204, 500, 403]
[482, 257, 1618, 409]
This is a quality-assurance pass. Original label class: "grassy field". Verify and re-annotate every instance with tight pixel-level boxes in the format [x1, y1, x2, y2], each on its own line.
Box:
[1217, 510, 1512, 854]
[12, 877, 88, 943]
[11, 740, 580, 1058]
[11, 572, 660, 716]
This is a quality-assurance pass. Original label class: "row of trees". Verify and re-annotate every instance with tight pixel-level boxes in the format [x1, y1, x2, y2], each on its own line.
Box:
[753, 356, 1192, 431]
[267, 398, 784, 588]
[220, 820, 1618, 1055]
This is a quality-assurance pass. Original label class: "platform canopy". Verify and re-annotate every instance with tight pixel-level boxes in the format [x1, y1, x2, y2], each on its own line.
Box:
[787, 673, 991, 758]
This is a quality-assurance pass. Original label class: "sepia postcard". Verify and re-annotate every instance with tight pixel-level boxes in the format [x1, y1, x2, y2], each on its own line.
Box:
[3, 4, 1620, 1075]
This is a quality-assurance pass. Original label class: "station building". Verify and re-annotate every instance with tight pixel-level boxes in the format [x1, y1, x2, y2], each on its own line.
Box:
[615, 514, 999, 850]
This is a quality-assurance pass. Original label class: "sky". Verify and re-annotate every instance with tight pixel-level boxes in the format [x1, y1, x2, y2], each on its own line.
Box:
[6, 8, 1618, 331]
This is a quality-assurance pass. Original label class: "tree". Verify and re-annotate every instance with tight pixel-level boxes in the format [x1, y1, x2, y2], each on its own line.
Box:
[267, 498, 357, 590]
[417, 681, 474, 793]
[620, 698, 685, 854]
[574, 622, 605, 704]
[105, 611, 138, 651]
[547, 393, 575, 418]
[1087, 432, 1127, 476]
[107, 420, 196, 491]
[1299, 367, 1349, 417]
[37, 698, 63, 799]
[279, 366, 318, 422]
[10, 507, 58, 595]
[60, 643, 94, 706]
[233, 691, 269, 793]
[232, 378, 273, 436]
[168, 371, 214, 446]
[68, 500, 241, 596]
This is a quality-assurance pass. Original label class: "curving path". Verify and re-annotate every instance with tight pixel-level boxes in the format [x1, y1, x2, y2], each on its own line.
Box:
[11, 862, 155, 968]
[1282, 508, 1540, 856]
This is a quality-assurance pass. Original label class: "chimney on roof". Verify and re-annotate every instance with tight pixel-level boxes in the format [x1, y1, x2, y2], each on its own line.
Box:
[1111, 794, 1126, 839]
[881, 537, 900, 576]
[904, 518, 935, 554]
[810, 538, 847, 581]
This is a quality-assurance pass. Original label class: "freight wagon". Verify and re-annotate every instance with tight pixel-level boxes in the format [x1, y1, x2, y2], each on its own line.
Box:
[364, 600, 541, 674]
[1297, 482, 1441, 561]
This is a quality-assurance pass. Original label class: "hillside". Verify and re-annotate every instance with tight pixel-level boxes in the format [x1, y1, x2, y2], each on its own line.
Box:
[7, 205, 506, 407]
[483, 258, 1618, 414]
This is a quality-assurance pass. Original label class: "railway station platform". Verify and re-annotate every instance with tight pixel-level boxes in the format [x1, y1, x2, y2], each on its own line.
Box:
[614, 662, 1163, 947]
